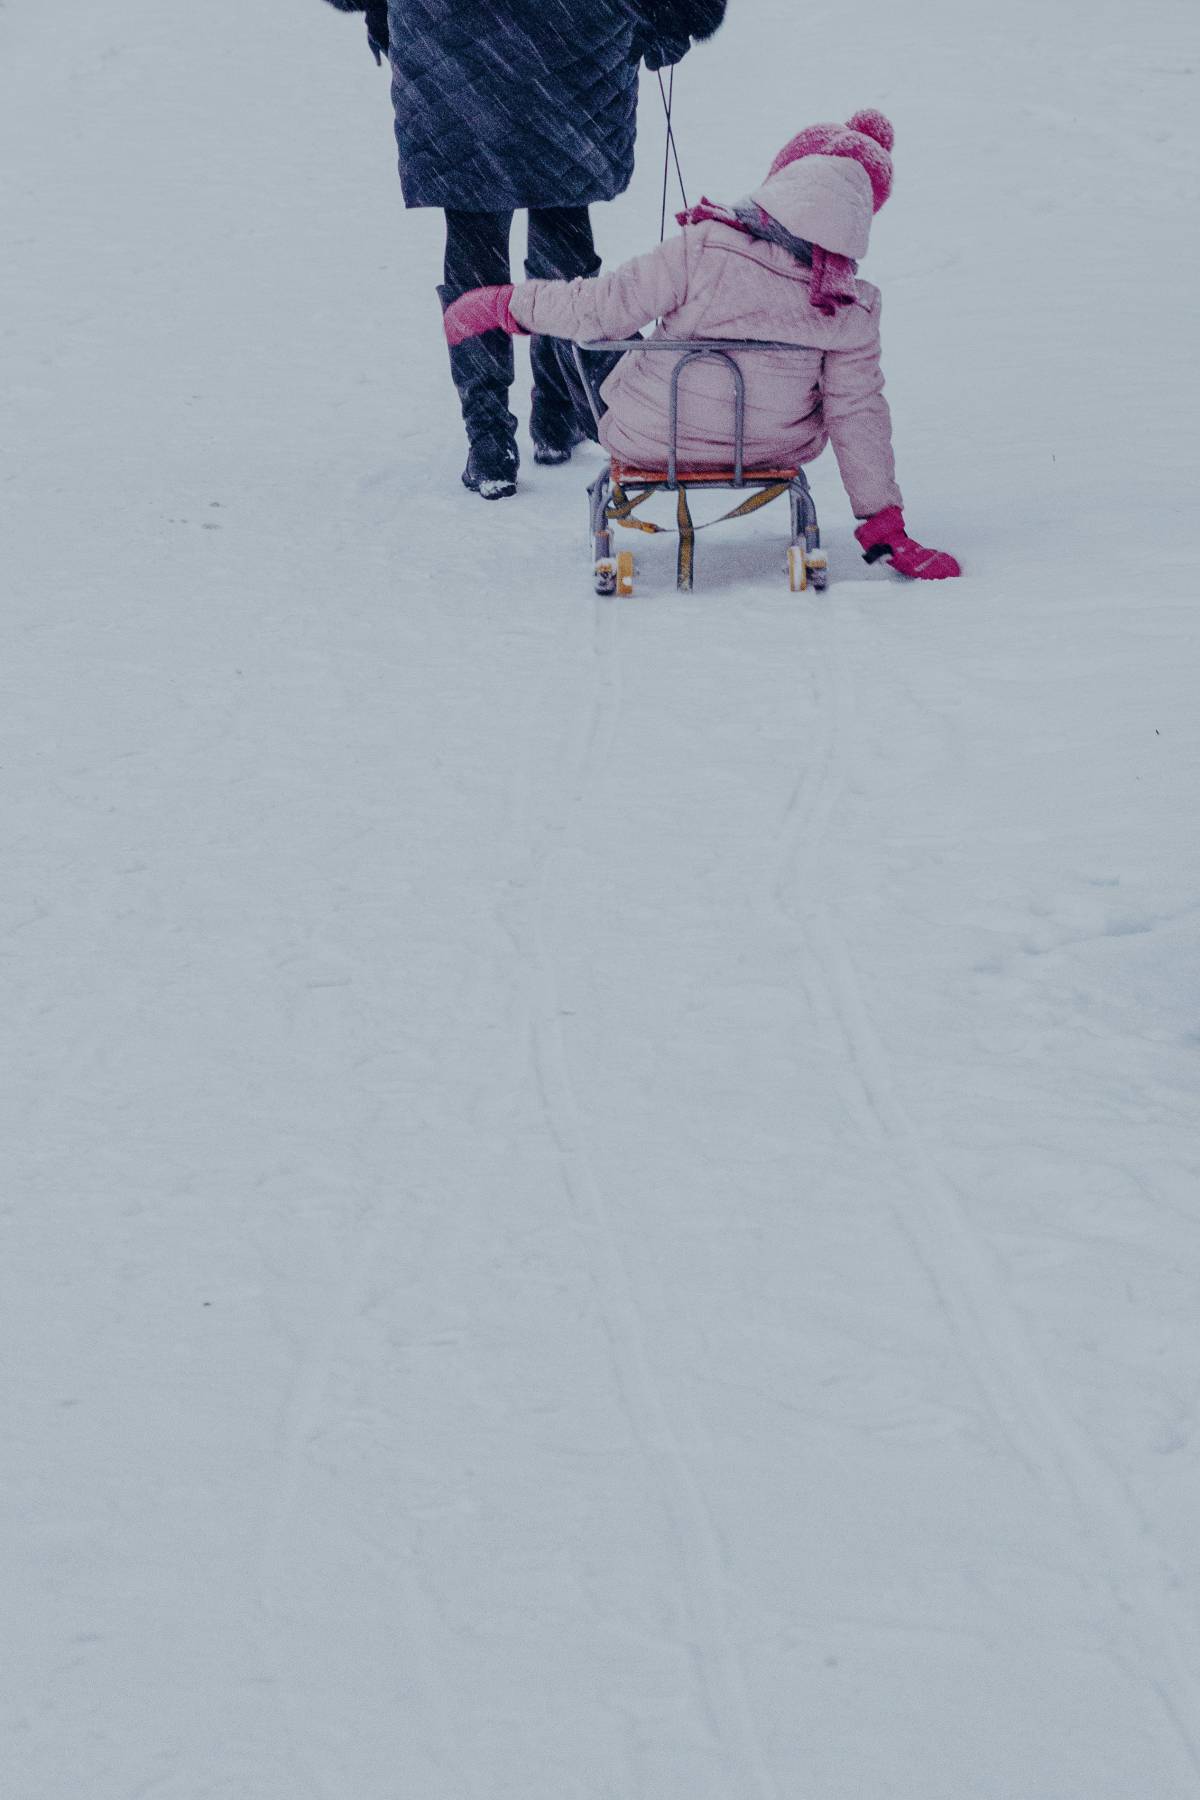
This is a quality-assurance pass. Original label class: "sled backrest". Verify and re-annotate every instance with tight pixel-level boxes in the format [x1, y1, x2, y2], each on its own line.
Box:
[571, 338, 818, 490]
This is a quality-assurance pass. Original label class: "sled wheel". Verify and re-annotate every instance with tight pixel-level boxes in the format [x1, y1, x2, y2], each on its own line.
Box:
[594, 558, 617, 597]
[788, 545, 808, 593]
[616, 550, 635, 598]
[807, 548, 829, 592]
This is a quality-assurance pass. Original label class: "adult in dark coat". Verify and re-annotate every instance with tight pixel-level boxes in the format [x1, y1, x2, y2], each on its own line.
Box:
[323, 0, 727, 496]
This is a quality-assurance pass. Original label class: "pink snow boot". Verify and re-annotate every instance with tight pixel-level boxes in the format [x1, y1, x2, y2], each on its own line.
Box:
[855, 506, 961, 580]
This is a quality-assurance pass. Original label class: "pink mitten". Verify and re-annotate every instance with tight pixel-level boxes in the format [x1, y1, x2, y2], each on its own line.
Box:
[442, 285, 528, 346]
[855, 505, 961, 580]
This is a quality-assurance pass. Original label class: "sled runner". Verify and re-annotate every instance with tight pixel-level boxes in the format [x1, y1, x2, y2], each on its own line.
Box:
[572, 339, 827, 596]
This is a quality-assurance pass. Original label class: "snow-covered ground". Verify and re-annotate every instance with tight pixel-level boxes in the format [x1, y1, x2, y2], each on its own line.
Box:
[4, 2, 1200, 1795]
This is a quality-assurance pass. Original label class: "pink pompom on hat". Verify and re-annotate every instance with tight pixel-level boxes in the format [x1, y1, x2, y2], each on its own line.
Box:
[768, 109, 895, 213]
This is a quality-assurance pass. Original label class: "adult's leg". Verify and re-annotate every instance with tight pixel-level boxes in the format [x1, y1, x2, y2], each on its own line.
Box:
[443, 207, 513, 302]
[525, 207, 606, 458]
[440, 210, 519, 488]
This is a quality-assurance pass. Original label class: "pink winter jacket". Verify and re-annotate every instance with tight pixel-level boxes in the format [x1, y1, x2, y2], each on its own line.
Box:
[508, 218, 902, 518]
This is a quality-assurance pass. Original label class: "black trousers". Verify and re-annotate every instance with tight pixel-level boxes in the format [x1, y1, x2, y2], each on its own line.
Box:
[440, 207, 601, 450]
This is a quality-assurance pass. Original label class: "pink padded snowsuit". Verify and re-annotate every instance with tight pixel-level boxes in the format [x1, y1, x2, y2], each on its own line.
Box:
[506, 157, 903, 519]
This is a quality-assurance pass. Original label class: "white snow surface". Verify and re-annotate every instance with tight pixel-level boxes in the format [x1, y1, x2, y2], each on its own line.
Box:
[4, 2, 1200, 1795]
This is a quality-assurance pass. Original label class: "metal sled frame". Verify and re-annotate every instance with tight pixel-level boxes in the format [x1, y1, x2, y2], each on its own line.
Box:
[571, 339, 826, 595]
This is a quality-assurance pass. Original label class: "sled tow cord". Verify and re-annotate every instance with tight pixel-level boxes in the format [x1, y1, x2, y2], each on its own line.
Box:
[658, 67, 689, 242]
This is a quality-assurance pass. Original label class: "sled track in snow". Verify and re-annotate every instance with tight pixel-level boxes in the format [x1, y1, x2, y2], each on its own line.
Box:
[522, 596, 787, 1800]
[256, 1198, 500, 1800]
[773, 607, 1200, 1780]
[255, 1222, 374, 1800]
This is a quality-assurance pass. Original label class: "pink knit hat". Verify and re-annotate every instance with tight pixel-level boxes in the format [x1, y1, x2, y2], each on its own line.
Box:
[676, 110, 896, 318]
[768, 109, 895, 213]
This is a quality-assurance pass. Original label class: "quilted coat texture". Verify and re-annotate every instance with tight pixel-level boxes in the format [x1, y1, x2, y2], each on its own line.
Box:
[508, 220, 904, 517]
[323, 2, 726, 211]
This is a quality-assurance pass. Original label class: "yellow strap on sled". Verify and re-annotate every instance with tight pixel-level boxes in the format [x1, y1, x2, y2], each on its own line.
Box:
[607, 483, 665, 532]
[676, 486, 695, 591]
[607, 479, 791, 536]
[712, 482, 791, 523]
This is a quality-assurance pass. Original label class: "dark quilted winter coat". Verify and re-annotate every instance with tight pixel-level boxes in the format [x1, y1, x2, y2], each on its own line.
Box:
[323, 0, 726, 211]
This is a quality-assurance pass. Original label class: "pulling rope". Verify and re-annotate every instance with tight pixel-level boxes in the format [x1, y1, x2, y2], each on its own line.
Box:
[657, 68, 689, 241]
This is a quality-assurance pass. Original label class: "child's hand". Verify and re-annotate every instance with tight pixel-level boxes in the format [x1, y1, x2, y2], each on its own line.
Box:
[442, 286, 529, 346]
[855, 506, 961, 580]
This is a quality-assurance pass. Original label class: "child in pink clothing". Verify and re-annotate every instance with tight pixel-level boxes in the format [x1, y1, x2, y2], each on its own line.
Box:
[445, 110, 960, 579]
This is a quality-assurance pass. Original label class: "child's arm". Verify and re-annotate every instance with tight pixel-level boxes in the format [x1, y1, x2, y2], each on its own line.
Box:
[442, 233, 695, 349]
[819, 329, 904, 521]
[823, 311, 961, 578]
[507, 233, 695, 344]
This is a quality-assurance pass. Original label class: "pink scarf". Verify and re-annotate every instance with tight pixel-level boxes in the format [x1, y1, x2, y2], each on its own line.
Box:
[676, 198, 858, 318]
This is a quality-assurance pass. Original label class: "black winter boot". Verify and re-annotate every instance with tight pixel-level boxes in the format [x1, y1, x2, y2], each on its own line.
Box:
[462, 434, 519, 501]
[529, 333, 590, 465]
[525, 243, 602, 465]
[438, 284, 520, 499]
